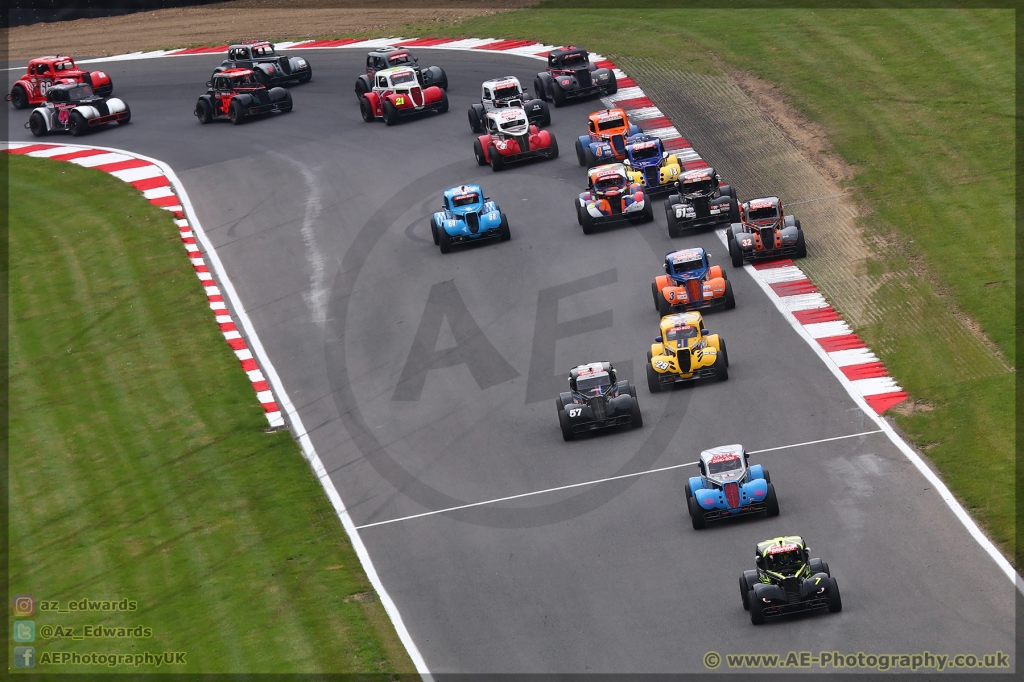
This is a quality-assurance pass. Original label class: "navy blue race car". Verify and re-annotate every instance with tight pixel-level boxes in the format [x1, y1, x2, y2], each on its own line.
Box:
[430, 184, 510, 253]
[623, 135, 683, 195]
[652, 247, 736, 316]
[686, 444, 778, 529]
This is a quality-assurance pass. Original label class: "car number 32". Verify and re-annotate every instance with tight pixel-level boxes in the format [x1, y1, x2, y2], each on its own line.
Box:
[569, 408, 583, 417]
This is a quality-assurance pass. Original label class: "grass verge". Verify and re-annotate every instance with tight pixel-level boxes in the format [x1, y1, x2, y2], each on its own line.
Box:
[9, 154, 415, 674]
[390, 6, 1016, 560]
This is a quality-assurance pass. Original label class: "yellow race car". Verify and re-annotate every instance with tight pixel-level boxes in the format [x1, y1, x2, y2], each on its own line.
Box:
[646, 311, 729, 392]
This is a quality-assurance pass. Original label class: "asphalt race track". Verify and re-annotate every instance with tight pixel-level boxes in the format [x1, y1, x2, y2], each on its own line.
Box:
[7, 49, 1015, 673]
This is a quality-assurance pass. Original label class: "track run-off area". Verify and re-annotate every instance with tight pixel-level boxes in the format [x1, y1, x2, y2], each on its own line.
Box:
[6, 41, 1016, 675]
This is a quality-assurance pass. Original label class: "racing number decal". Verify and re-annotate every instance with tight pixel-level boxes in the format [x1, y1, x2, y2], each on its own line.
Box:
[394, 96, 405, 106]
[38, 80, 52, 96]
[741, 238, 753, 247]
[653, 360, 669, 370]
[569, 408, 582, 417]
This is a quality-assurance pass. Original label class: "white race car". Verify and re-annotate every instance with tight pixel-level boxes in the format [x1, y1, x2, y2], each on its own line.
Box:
[27, 82, 129, 137]
[468, 76, 550, 133]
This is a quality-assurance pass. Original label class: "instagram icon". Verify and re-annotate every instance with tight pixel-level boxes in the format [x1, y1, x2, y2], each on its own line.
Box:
[13, 595, 34, 617]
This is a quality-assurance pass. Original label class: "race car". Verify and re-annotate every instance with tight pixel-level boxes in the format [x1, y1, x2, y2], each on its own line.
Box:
[468, 76, 550, 133]
[355, 46, 447, 97]
[556, 362, 642, 441]
[359, 66, 448, 125]
[534, 46, 617, 107]
[26, 82, 130, 137]
[664, 167, 739, 237]
[216, 40, 312, 86]
[430, 184, 510, 253]
[195, 69, 292, 124]
[652, 247, 735, 317]
[727, 196, 807, 266]
[7, 55, 112, 109]
[646, 311, 728, 392]
[685, 444, 778, 529]
[576, 163, 653, 233]
[740, 536, 842, 625]
[622, 135, 682, 194]
[473, 107, 558, 171]
[574, 108, 643, 167]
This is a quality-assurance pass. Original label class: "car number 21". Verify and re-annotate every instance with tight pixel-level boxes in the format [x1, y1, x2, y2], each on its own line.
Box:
[569, 408, 582, 417]
[394, 96, 405, 105]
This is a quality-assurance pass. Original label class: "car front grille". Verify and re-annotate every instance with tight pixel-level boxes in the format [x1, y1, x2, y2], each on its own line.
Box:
[644, 167, 660, 187]
[588, 397, 608, 421]
[724, 482, 739, 508]
[255, 89, 270, 104]
[781, 577, 802, 604]
[411, 86, 423, 106]
[515, 134, 531, 152]
[693, 196, 710, 218]
[759, 227, 775, 249]
[686, 279, 702, 303]
[280, 59, 291, 74]
[466, 212, 479, 233]
[578, 69, 593, 88]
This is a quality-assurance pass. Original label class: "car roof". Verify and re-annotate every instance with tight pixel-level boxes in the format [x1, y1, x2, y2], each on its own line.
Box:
[757, 536, 806, 556]
[31, 55, 73, 62]
[483, 76, 520, 88]
[747, 196, 781, 208]
[588, 162, 628, 179]
[377, 66, 416, 78]
[487, 106, 528, 120]
[667, 247, 706, 262]
[680, 167, 716, 181]
[550, 46, 587, 57]
[370, 46, 408, 56]
[659, 311, 704, 331]
[219, 68, 256, 77]
[570, 362, 612, 378]
[699, 443, 745, 464]
[590, 108, 628, 122]
[443, 184, 483, 199]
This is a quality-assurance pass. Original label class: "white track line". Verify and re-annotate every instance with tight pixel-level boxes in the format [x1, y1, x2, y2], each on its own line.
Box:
[355, 430, 885, 530]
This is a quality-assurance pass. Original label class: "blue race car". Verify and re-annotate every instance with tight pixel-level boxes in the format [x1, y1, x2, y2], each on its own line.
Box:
[574, 107, 643, 168]
[686, 444, 778, 529]
[622, 135, 682, 195]
[430, 184, 511, 253]
[652, 247, 736, 317]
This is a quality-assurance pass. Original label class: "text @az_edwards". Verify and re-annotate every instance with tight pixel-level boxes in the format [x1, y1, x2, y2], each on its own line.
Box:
[703, 650, 1011, 671]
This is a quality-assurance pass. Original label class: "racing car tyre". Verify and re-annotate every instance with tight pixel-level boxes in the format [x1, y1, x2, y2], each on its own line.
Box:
[499, 215, 511, 241]
[728, 197, 741, 223]
[764, 483, 779, 517]
[10, 85, 28, 110]
[474, 139, 488, 166]
[437, 91, 449, 114]
[580, 209, 596, 235]
[534, 76, 548, 102]
[120, 103, 131, 124]
[551, 79, 567, 108]
[719, 184, 736, 199]
[724, 280, 736, 309]
[719, 337, 730, 368]
[795, 231, 807, 258]
[299, 66, 312, 83]
[713, 347, 729, 381]
[196, 98, 214, 124]
[28, 111, 47, 137]
[558, 408, 576, 441]
[583, 147, 599, 168]
[355, 77, 369, 99]
[762, 469, 771, 484]
[827, 577, 843, 613]
[629, 396, 643, 428]
[575, 200, 584, 226]
[651, 282, 661, 311]
[657, 291, 673, 317]
[684, 482, 692, 499]
[438, 227, 452, 254]
[229, 100, 245, 125]
[383, 100, 399, 126]
[253, 70, 270, 87]
[575, 139, 587, 166]
[809, 558, 830, 576]
[468, 105, 483, 133]
[279, 92, 293, 113]
[750, 596, 766, 625]
[666, 207, 682, 238]
[430, 217, 440, 245]
[641, 199, 654, 223]
[546, 136, 559, 159]
[488, 145, 504, 172]
[688, 496, 707, 530]
[359, 97, 375, 122]
[729, 237, 744, 268]
[605, 72, 618, 95]
[740, 575, 751, 610]
[68, 110, 87, 137]
[537, 101, 551, 126]
[646, 363, 662, 393]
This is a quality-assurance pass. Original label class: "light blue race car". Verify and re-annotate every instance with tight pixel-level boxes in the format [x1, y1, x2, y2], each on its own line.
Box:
[686, 444, 779, 529]
[430, 184, 511, 253]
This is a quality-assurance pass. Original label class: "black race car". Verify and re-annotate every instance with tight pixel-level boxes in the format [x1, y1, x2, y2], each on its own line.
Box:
[739, 536, 842, 625]
[664, 167, 739, 237]
[217, 40, 312, 86]
[534, 46, 617, 108]
[195, 69, 292, 124]
[355, 46, 447, 97]
[556, 362, 642, 441]
[26, 82, 130, 136]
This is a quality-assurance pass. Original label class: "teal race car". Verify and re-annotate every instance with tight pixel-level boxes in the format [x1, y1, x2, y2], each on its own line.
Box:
[430, 184, 511, 253]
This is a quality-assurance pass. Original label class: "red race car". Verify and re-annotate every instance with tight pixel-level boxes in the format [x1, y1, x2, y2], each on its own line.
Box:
[359, 66, 448, 125]
[473, 106, 559, 171]
[7, 55, 113, 109]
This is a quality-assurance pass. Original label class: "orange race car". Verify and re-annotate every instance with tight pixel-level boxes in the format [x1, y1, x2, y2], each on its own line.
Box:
[574, 108, 643, 167]
[652, 247, 735, 317]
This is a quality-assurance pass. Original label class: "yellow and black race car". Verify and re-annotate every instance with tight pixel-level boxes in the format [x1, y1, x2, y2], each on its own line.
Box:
[646, 311, 728, 392]
[739, 535, 842, 625]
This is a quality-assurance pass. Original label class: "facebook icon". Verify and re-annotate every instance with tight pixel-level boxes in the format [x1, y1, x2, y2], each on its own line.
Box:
[14, 646, 35, 668]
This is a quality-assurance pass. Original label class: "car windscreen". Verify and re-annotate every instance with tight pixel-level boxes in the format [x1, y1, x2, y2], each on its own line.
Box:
[231, 74, 259, 87]
[251, 45, 276, 57]
[500, 118, 527, 131]
[630, 144, 660, 161]
[707, 456, 741, 475]
[766, 549, 802, 572]
[596, 117, 625, 132]
[681, 178, 715, 194]
[493, 84, 520, 100]
[391, 71, 416, 85]
[451, 193, 479, 208]
[747, 205, 779, 221]
[559, 52, 588, 67]
[670, 256, 704, 273]
[576, 373, 610, 392]
[665, 325, 697, 346]
[594, 176, 625, 192]
[66, 84, 94, 100]
[54, 61, 75, 72]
